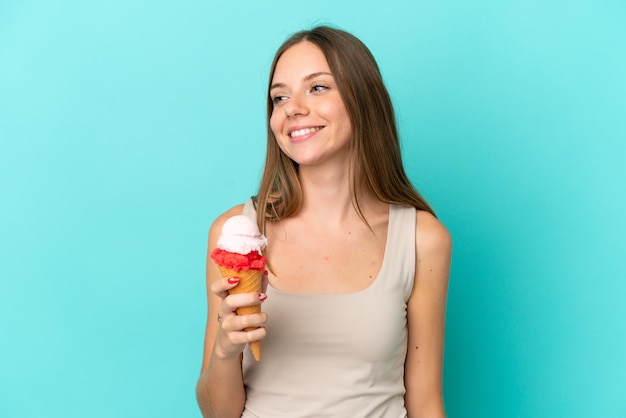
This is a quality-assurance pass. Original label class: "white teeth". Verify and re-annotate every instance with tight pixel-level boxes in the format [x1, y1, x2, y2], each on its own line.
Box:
[289, 127, 321, 138]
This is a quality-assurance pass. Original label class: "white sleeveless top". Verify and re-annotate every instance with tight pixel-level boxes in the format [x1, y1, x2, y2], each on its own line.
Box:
[241, 200, 416, 418]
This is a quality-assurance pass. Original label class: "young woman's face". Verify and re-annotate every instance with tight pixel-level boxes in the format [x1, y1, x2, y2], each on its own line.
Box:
[269, 41, 352, 168]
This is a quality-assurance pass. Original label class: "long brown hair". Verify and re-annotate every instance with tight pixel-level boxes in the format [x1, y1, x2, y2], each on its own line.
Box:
[255, 26, 435, 231]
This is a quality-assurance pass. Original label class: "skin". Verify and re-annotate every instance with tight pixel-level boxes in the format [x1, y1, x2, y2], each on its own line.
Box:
[196, 204, 266, 418]
[197, 41, 451, 418]
[269, 41, 352, 170]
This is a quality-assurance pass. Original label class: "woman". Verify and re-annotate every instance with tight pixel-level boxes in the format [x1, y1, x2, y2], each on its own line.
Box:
[196, 26, 451, 418]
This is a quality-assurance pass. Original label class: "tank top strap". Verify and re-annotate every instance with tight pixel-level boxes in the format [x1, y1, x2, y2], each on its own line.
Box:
[384, 204, 417, 301]
[243, 198, 256, 219]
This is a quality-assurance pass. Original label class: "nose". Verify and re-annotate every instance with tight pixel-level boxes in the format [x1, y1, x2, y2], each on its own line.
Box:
[284, 94, 309, 118]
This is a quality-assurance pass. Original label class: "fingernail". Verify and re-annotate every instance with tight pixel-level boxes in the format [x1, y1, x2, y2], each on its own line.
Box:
[258, 293, 267, 301]
[263, 269, 268, 275]
[228, 277, 240, 284]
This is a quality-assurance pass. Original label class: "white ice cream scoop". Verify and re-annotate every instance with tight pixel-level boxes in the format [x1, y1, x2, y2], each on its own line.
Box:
[217, 215, 268, 255]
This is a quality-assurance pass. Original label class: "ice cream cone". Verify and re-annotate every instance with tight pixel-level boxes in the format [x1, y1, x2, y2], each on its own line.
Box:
[211, 215, 267, 362]
[217, 265, 263, 361]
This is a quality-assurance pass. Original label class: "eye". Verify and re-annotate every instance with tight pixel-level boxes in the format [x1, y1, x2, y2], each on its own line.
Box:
[311, 84, 327, 93]
[271, 95, 287, 106]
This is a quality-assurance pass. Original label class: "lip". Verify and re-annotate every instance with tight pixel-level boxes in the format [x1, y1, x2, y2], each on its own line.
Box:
[287, 125, 324, 143]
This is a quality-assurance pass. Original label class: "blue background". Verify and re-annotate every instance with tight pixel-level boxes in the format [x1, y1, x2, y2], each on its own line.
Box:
[1, 0, 625, 417]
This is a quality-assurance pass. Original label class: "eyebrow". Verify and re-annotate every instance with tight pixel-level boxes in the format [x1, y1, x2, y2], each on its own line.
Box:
[269, 71, 333, 91]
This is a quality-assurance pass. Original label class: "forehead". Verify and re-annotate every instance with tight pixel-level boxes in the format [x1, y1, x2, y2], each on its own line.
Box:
[271, 41, 331, 82]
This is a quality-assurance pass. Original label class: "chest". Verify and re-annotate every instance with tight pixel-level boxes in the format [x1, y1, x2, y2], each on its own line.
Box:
[262, 287, 408, 362]
[265, 219, 388, 294]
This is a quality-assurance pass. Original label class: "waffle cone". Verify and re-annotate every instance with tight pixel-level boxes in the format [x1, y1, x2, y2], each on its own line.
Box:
[217, 265, 263, 361]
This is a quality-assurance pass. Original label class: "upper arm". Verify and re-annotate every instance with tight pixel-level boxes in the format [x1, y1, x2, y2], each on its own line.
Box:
[199, 204, 245, 373]
[404, 210, 452, 417]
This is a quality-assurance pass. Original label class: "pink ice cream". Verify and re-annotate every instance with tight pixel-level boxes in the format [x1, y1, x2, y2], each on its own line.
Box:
[211, 215, 267, 272]
[217, 215, 268, 254]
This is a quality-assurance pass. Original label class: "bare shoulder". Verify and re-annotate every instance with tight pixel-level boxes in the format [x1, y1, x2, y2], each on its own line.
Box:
[415, 210, 452, 256]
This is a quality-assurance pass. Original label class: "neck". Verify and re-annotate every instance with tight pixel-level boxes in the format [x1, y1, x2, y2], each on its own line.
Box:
[296, 164, 376, 226]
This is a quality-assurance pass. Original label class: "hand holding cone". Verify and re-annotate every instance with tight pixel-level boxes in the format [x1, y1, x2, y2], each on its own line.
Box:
[211, 215, 267, 361]
[216, 266, 263, 361]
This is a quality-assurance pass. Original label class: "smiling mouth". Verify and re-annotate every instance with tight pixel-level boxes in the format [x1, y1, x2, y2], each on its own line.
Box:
[289, 127, 323, 138]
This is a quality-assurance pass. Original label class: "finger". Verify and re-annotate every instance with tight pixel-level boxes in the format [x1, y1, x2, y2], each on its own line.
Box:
[221, 292, 267, 313]
[210, 276, 241, 298]
[223, 325, 268, 345]
[221, 311, 268, 333]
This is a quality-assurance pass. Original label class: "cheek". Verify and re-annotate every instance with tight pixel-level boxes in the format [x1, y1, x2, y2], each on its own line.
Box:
[320, 100, 351, 133]
[269, 112, 282, 137]
[329, 107, 352, 138]
[269, 113, 290, 154]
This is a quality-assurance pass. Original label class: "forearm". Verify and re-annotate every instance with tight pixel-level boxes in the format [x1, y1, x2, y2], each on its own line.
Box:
[196, 351, 246, 418]
[405, 392, 446, 418]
